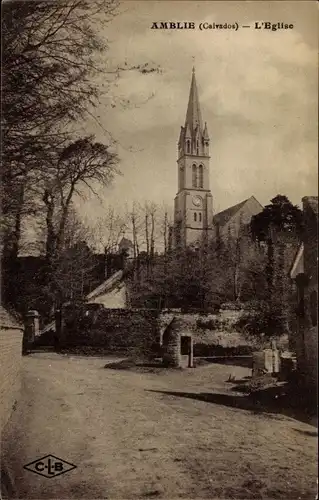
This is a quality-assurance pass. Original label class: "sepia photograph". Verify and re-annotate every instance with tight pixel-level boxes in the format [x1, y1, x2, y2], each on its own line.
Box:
[1, 0, 318, 499]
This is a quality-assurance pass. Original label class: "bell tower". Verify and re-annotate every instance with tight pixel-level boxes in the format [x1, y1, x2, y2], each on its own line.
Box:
[173, 68, 213, 247]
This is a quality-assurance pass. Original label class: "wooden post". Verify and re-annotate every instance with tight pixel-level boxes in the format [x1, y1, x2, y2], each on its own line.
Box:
[188, 336, 194, 368]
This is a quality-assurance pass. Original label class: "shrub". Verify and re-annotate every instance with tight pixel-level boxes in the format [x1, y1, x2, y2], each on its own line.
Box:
[220, 302, 245, 311]
[193, 343, 254, 357]
[235, 300, 287, 339]
[196, 317, 220, 330]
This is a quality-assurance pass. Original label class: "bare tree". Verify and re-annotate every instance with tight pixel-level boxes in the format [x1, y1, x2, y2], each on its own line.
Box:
[141, 201, 158, 274]
[42, 136, 118, 264]
[90, 207, 127, 255]
[1, 0, 120, 308]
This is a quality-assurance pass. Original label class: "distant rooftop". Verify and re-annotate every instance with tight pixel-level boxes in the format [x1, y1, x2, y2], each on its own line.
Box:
[303, 196, 318, 217]
[119, 237, 134, 249]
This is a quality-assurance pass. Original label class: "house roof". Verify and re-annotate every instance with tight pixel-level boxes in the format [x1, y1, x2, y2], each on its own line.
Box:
[40, 270, 125, 333]
[119, 237, 134, 249]
[86, 270, 124, 301]
[289, 243, 304, 279]
[88, 281, 126, 308]
[0, 305, 23, 329]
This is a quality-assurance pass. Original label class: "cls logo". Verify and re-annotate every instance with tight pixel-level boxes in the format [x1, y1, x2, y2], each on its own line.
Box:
[24, 455, 76, 478]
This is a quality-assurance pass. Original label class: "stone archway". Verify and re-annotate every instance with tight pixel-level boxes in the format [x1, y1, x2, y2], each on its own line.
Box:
[162, 317, 194, 368]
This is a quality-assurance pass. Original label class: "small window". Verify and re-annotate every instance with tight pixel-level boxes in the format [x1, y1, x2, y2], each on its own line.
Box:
[196, 140, 199, 155]
[194, 212, 197, 222]
[199, 213, 202, 222]
[186, 140, 190, 154]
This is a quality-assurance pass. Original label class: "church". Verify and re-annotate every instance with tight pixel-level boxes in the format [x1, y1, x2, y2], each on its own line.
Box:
[171, 68, 263, 248]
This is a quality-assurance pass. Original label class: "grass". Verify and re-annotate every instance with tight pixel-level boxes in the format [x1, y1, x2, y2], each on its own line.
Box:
[104, 357, 180, 373]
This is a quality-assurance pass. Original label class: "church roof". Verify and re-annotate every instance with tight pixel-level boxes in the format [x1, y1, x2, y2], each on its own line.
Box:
[213, 196, 263, 227]
[213, 199, 248, 227]
[185, 68, 203, 133]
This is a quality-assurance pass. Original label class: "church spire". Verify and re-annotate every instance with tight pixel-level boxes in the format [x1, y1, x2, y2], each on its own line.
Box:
[174, 66, 213, 248]
[177, 68, 209, 159]
[185, 67, 203, 133]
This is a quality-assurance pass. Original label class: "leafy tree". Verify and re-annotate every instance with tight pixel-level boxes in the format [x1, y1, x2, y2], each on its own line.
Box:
[2, 0, 118, 252]
[236, 299, 288, 340]
[38, 136, 117, 316]
[251, 194, 303, 242]
[248, 194, 303, 338]
[1, 0, 119, 307]
[7, 207, 99, 320]
[42, 136, 118, 262]
[1, 0, 164, 316]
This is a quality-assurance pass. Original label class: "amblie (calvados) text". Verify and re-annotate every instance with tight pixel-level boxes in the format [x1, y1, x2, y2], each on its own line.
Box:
[150, 21, 294, 32]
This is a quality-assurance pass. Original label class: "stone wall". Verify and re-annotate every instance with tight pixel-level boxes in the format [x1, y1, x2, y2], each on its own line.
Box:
[292, 197, 318, 399]
[61, 307, 160, 359]
[162, 317, 194, 368]
[60, 306, 255, 362]
[303, 197, 318, 393]
[0, 308, 24, 433]
[159, 309, 257, 351]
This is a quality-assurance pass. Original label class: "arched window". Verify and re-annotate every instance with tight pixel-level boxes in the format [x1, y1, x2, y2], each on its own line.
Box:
[199, 213, 202, 222]
[196, 140, 199, 155]
[194, 212, 197, 222]
[198, 165, 203, 188]
[192, 164, 197, 187]
[186, 140, 190, 154]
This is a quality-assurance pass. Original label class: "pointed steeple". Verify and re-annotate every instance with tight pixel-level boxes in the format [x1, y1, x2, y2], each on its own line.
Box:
[185, 67, 203, 134]
[203, 121, 209, 140]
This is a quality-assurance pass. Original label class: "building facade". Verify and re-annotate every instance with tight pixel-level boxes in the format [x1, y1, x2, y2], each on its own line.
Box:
[173, 68, 213, 247]
[289, 196, 318, 398]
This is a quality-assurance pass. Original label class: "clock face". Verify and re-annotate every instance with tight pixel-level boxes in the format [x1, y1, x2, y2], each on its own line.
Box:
[192, 196, 202, 207]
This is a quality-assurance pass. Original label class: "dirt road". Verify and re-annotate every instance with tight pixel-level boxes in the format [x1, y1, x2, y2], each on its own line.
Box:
[2, 353, 317, 499]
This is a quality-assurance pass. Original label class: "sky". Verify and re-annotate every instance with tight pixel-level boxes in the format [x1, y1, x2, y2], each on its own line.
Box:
[74, 0, 318, 221]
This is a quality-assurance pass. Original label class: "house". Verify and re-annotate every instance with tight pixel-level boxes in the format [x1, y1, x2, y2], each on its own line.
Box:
[289, 196, 318, 397]
[0, 306, 24, 433]
[86, 270, 129, 309]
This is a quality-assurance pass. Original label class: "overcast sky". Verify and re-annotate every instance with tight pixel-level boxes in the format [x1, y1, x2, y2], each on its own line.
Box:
[76, 0, 318, 222]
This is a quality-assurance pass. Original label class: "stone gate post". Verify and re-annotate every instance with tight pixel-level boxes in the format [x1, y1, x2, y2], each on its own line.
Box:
[25, 310, 39, 340]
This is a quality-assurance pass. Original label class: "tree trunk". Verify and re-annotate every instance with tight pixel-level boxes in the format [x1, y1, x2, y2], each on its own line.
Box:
[150, 211, 155, 274]
[266, 237, 274, 300]
[2, 184, 24, 307]
[145, 212, 150, 276]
